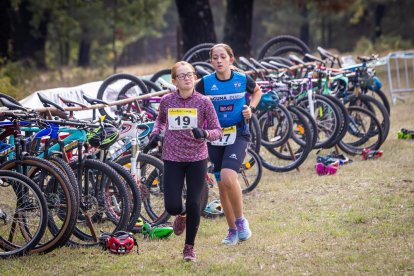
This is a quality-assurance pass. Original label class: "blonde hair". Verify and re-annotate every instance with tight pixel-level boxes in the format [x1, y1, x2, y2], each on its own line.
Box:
[171, 61, 195, 79]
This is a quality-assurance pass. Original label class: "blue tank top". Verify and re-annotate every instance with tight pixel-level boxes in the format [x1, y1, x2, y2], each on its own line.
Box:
[203, 71, 247, 128]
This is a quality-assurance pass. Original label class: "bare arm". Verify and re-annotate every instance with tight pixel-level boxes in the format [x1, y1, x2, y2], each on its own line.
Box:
[243, 83, 262, 119]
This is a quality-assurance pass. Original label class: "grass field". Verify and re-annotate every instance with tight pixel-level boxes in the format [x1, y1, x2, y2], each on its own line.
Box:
[1, 70, 414, 275]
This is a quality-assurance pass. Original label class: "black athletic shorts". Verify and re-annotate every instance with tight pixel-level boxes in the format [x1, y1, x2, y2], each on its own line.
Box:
[207, 135, 250, 181]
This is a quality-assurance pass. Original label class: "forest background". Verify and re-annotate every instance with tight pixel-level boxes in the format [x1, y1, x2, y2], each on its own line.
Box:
[1, 0, 413, 99]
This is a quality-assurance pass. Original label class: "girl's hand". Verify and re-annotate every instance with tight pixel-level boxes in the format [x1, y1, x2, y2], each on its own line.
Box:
[191, 128, 208, 140]
[242, 105, 252, 119]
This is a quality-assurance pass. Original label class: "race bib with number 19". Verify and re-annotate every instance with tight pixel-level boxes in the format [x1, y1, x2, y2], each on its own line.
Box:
[168, 108, 198, 130]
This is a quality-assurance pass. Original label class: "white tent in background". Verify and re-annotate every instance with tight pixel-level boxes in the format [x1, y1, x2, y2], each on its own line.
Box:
[19, 81, 103, 120]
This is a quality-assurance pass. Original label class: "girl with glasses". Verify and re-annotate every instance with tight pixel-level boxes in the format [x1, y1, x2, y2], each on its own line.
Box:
[148, 61, 222, 261]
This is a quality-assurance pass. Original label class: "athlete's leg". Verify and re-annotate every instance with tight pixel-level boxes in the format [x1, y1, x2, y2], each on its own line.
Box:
[219, 136, 249, 227]
[163, 160, 186, 215]
[184, 159, 208, 246]
[207, 144, 235, 226]
[219, 168, 242, 227]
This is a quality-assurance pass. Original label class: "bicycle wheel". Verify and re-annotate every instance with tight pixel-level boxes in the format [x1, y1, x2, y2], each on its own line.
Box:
[0, 170, 47, 258]
[258, 35, 311, 60]
[182, 43, 214, 63]
[149, 68, 172, 84]
[366, 88, 390, 116]
[239, 148, 263, 194]
[104, 160, 142, 233]
[0, 157, 78, 254]
[116, 153, 170, 227]
[258, 104, 293, 148]
[320, 94, 349, 148]
[260, 106, 313, 172]
[297, 94, 341, 149]
[97, 73, 148, 121]
[348, 94, 390, 145]
[68, 159, 130, 246]
[338, 106, 383, 155]
[249, 113, 261, 153]
[48, 156, 79, 202]
[294, 105, 318, 149]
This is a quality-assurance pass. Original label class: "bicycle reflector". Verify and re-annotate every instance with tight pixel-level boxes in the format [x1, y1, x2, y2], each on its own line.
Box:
[99, 231, 138, 254]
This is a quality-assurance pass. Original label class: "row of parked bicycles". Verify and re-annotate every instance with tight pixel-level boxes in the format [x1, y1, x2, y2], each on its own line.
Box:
[0, 35, 390, 258]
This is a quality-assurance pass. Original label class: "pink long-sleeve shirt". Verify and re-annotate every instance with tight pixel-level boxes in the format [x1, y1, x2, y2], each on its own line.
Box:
[151, 90, 222, 162]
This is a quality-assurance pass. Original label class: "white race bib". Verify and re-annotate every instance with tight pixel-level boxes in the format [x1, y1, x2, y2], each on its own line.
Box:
[168, 108, 198, 130]
[211, 126, 237, 146]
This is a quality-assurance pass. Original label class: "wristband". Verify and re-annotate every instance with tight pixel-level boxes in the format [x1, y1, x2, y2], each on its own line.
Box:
[249, 105, 256, 113]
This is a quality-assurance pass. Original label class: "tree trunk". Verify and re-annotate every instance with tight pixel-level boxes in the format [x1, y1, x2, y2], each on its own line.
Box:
[78, 39, 91, 67]
[299, 4, 309, 48]
[0, 1, 12, 59]
[373, 4, 385, 42]
[223, 0, 254, 57]
[175, 0, 216, 58]
[11, 1, 48, 68]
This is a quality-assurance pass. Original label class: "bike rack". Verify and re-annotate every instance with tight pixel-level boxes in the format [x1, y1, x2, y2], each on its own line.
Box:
[386, 51, 414, 104]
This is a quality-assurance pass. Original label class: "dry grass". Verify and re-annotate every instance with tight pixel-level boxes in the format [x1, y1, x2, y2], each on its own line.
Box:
[1, 68, 414, 275]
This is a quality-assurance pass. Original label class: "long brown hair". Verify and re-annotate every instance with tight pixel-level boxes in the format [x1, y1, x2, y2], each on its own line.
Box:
[209, 43, 234, 60]
[209, 43, 242, 72]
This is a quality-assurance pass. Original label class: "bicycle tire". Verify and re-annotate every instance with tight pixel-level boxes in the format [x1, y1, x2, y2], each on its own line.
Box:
[104, 160, 142, 233]
[68, 159, 130, 247]
[258, 35, 311, 60]
[321, 94, 349, 148]
[297, 94, 341, 149]
[149, 68, 172, 83]
[239, 148, 263, 194]
[191, 61, 214, 72]
[97, 73, 148, 121]
[0, 157, 77, 254]
[294, 105, 318, 149]
[272, 45, 308, 59]
[48, 156, 80, 202]
[249, 113, 261, 153]
[260, 106, 313, 172]
[338, 106, 383, 155]
[366, 88, 390, 116]
[116, 153, 170, 227]
[182, 43, 214, 63]
[348, 94, 390, 145]
[258, 104, 293, 148]
[0, 170, 48, 258]
[263, 105, 312, 160]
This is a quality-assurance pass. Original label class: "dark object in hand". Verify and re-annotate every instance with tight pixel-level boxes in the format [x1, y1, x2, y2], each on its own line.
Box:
[144, 134, 161, 152]
[192, 128, 207, 139]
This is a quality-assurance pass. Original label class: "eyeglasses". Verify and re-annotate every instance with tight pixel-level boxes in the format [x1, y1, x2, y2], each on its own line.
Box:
[175, 72, 195, 80]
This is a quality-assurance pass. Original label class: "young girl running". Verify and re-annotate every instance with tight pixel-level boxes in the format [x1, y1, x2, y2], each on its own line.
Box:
[195, 43, 262, 245]
[148, 61, 222, 261]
